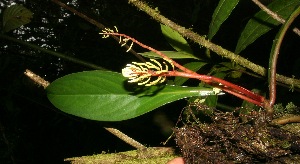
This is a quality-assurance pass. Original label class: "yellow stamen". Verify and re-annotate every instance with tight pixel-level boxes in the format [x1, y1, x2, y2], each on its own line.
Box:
[121, 58, 173, 86]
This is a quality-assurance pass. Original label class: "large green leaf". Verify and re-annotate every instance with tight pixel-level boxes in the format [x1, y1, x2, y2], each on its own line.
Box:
[2, 4, 33, 32]
[47, 71, 220, 121]
[235, 0, 300, 54]
[160, 24, 194, 55]
[208, 0, 240, 40]
[139, 51, 199, 60]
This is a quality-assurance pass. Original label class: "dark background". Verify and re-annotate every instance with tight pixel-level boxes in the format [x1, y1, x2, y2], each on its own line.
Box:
[0, 0, 299, 163]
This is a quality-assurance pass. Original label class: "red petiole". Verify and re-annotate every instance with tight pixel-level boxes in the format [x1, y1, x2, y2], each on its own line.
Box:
[152, 71, 265, 106]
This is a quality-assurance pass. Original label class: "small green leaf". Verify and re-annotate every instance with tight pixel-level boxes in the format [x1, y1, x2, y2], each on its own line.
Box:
[139, 51, 199, 60]
[174, 62, 207, 86]
[47, 71, 219, 121]
[211, 71, 227, 79]
[160, 24, 193, 55]
[204, 95, 218, 107]
[208, 0, 240, 40]
[3, 4, 33, 32]
[219, 62, 245, 79]
[229, 70, 243, 79]
[241, 89, 263, 110]
[235, 0, 300, 54]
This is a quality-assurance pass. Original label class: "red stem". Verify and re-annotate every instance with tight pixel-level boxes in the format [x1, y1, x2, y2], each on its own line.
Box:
[103, 32, 266, 107]
[104, 33, 197, 74]
[159, 71, 265, 106]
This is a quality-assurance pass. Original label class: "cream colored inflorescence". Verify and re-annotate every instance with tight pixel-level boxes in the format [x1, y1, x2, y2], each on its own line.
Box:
[100, 27, 116, 38]
[122, 59, 174, 86]
[100, 26, 174, 86]
[100, 26, 133, 52]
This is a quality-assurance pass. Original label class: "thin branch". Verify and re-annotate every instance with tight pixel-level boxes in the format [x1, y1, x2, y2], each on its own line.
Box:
[24, 69, 146, 150]
[51, 0, 146, 62]
[252, 0, 285, 24]
[127, 0, 300, 89]
[272, 115, 300, 125]
[0, 34, 105, 70]
[252, 0, 300, 36]
[105, 127, 146, 150]
[24, 69, 50, 89]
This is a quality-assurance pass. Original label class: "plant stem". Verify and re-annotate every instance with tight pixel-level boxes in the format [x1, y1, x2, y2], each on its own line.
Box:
[102, 32, 266, 106]
[105, 127, 146, 150]
[101, 33, 197, 75]
[51, 0, 146, 62]
[24, 69, 50, 89]
[164, 71, 265, 106]
[127, 0, 300, 89]
[272, 115, 300, 125]
[0, 34, 105, 70]
[268, 6, 300, 112]
[251, 0, 300, 36]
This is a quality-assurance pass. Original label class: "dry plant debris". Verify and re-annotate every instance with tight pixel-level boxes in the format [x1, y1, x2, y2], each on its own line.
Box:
[174, 103, 300, 164]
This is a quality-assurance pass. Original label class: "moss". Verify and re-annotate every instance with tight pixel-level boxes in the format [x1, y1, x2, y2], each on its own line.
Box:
[64, 147, 178, 164]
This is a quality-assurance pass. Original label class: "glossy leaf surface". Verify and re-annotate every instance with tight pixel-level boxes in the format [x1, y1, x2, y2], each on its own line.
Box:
[47, 71, 219, 121]
[208, 0, 240, 40]
[160, 24, 194, 55]
[235, 0, 300, 54]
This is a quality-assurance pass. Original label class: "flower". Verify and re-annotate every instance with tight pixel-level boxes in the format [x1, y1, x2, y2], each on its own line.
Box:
[122, 59, 172, 86]
[122, 63, 152, 85]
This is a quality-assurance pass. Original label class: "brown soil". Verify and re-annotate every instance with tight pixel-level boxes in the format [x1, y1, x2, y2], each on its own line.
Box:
[174, 103, 300, 164]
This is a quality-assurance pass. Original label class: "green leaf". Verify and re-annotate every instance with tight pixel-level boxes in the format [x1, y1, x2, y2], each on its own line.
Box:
[211, 71, 227, 79]
[235, 0, 300, 54]
[3, 4, 33, 32]
[174, 62, 207, 86]
[160, 24, 194, 55]
[241, 89, 263, 110]
[219, 62, 245, 79]
[139, 51, 199, 60]
[208, 0, 240, 40]
[47, 71, 220, 121]
[204, 95, 218, 107]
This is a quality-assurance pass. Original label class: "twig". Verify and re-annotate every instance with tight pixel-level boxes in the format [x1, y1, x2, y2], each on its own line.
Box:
[252, 0, 300, 36]
[272, 115, 300, 125]
[51, 0, 145, 62]
[24, 69, 146, 150]
[127, 0, 300, 89]
[0, 34, 105, 70]
[24, 69, 50, 89]
[105, 127, 146, 150]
